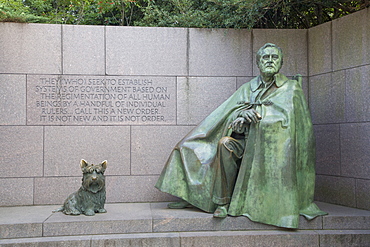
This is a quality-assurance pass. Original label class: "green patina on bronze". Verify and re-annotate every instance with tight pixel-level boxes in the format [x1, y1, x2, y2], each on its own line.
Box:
[156, 43, 327, 229]
[53, 160, 107, 216]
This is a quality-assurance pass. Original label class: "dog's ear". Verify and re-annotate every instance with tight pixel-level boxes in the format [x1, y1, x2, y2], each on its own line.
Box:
[80, 159, 89, 170]
[100, 160, 107, 172]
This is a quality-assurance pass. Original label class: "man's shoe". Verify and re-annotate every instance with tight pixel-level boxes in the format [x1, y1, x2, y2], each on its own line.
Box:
[167, 200, 190, 209]
[213, 205, 228, 218]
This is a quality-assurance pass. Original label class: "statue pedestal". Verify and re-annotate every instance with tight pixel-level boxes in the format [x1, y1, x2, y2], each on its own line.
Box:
[0, 202, 369, 246]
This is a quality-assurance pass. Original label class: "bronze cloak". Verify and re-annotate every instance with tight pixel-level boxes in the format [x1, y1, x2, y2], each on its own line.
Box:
[155, 73, 326, 228]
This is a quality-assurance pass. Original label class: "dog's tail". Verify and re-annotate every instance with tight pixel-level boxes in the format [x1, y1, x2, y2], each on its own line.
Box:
[52, 206, 64, 213]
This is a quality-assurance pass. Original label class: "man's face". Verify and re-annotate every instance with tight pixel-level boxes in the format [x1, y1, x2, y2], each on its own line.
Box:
[257, 47, 282, 76]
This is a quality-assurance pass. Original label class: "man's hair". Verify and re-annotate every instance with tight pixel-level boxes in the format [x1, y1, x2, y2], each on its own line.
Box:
[256, 43, 284, 66]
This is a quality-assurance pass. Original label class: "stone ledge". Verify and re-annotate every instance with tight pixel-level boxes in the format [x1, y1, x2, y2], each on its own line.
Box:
[151, 202, 323, 232]
[0, 230, 369, 247]
[0, 202, 369, 239]
[43, 203, 152, 237]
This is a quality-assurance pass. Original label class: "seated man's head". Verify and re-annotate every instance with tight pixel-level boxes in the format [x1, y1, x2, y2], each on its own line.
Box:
[256, 43, 283, 78]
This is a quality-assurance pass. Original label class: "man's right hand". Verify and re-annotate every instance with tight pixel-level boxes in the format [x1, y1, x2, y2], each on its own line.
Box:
[229, 117, 248, 133]
[240, 108, 262, 123]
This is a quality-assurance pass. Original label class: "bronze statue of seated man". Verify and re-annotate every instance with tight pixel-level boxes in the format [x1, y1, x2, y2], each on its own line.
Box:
[156, 43, 326, 229]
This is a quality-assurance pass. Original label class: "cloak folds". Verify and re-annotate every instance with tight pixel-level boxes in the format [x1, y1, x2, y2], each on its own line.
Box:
[155, 73, 326, 228]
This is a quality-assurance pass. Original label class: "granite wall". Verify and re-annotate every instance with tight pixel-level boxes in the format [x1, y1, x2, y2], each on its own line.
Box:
[0, 8, 368, 210]
[309, 8, 370, 211]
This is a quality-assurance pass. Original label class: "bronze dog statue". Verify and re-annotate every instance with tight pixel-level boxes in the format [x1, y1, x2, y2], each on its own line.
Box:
[53, 160, 107, 216]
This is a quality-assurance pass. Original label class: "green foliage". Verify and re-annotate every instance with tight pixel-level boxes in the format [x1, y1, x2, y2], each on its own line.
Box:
[136, 0, 369, 28]
[250, 0, 370, 28]
[1, 0, 150, 25]
[0, 0, 49, 22]
[0, 0, 368, 28]
[135, 0, 260, 28]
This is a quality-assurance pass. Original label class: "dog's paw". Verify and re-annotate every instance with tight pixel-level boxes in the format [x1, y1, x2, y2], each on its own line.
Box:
[64, 210, 81, 215]
[84, 209, 95, 216]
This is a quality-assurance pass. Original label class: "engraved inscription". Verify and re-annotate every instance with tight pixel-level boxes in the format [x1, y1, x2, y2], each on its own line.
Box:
[27, 75, 176, 125]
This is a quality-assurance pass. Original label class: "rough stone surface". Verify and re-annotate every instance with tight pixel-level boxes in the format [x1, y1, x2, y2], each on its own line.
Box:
[1, 231, 369, 247]
[91, 233, 180, 247]
[131, 126, 195, 175]
[106, 26, 187, 76]
[332, 9, 370, 70]
[177, 77, 237, 125]
[62, 25, 105, 75]
[151, 203, 322, 233]
[324, 214, 370, 231]
[345, 65, 370, 123]
[0, 178, 34, 206]
[0, 23, 61, 74]
[0, 74, 26, 125]
[341, 123, 370, 179]
[309, 72, 346, 124]
[106, 175, 176, 203]
[189, 28, 252, 76]
[44, 203, 152, 236]
[152, 202, 265, 232]
[0, 205, 55, 238]
[43, 126, 130, 176]
[319, 230, 370, 247]
[236, 77, 255, 89]
[314, 124, 341, 176]
[0, 126, 43, 178]
[315, 175, 356, 208]
[180, 230, 319, 247]
[0, 236, 91, 247]
[34, 177, 82, 205]
[0, 202, 369, 246]
[252, 29, 308, 77]
[308, 22, 332, 76]
[317, 202, 370, 230]
[356, 179, 370, 210]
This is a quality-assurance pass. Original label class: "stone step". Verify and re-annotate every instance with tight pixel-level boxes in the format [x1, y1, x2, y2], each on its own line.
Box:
[0, 202, 369, 246]
[0, 230, 369, 247]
